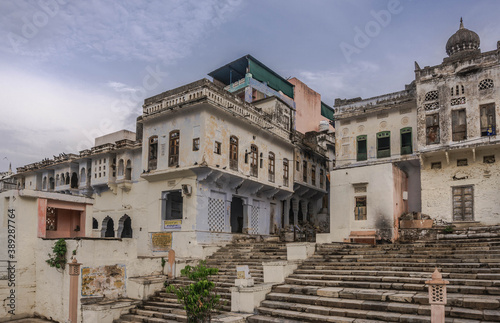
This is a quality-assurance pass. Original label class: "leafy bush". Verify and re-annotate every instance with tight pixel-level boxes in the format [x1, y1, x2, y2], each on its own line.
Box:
[166, 261, 221, 322]
[443, 225, 454, 234]
[46, 238, 67, 269]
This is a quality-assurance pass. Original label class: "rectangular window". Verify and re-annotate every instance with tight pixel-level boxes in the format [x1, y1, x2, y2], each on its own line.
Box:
[193, 138, 200, 151]
[268, 152, 275, 182]
[296, 160, 300, 171]
[283, 159, 289, 187]
[311, 166, 316, 186]
[452, 109, 467, 141]
[377, 131, 391, 158]
[214, 141, 221, 154]
[480, 103, 496, 136]
[161, 191, 183, 221]
[457, 158, 468, 167]
[149, 136, 158, 170]
[229, 136, 238, 171]
[400, 127, 412, 155]
[303, 160, 307, 182]
[169, 131, 180, 167]
[355, 196, 367, 220]
[250, 145, 258, 177]
[357, 135, 367, 161]
[431, 162, 442, 169]
[484, 155, 495, 164]
[426, 114, 440, 145]
[320, 169, 324, 189]
[452, 186, 473, 221]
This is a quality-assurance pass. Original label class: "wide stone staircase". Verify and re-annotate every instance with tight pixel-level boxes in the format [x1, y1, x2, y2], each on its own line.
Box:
[115, 241, 287, 322]
[249, 226, 500, 323]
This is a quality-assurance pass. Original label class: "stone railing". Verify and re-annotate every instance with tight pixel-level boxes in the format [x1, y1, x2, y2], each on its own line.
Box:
[143, 79, 292, 141]
[224, 78, 246, 90]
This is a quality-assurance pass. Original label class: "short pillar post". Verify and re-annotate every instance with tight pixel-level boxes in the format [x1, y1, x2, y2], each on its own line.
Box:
[167, 249, 175, 279]
[426, 268, 449, 323]
[68, 257, 82, 323]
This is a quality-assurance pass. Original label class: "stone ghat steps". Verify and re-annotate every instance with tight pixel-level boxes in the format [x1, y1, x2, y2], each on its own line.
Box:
[285, 274, 500, 291]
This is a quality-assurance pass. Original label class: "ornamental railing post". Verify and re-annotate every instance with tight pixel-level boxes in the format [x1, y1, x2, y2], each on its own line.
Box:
[426, 268, 449, 323]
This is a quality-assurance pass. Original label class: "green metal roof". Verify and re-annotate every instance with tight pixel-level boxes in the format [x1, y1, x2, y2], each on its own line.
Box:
[208, 55, 294, 99]
[321, 101, 334, 121]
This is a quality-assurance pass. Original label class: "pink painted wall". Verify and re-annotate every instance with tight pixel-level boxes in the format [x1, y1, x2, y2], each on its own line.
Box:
[392, 165, 408, 241]
[37, 199, 87, 239]
[289, 78, 334, 133]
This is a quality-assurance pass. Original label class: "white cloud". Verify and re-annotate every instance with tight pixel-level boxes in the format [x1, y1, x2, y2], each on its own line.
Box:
[0, 0, 244, 63]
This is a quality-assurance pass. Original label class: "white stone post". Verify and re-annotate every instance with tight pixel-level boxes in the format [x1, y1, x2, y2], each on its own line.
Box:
[426, 268, 449, 323]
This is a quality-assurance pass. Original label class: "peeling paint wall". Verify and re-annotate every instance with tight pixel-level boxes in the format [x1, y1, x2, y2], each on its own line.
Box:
[421, 147, 500, 224]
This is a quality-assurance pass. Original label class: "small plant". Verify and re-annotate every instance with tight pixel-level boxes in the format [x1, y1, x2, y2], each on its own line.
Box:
[46, 238, 67, 269]
[166, 261, 221, 322]
[161, 257, 166, 274]
[443, 225, 454, 234]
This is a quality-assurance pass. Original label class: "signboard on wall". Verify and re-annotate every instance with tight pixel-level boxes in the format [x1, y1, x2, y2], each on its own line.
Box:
[163, 219, 182, 230]
[151, 232, 172, 252]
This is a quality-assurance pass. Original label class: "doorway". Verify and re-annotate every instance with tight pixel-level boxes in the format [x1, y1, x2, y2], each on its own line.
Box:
[230, 197, 244, 233]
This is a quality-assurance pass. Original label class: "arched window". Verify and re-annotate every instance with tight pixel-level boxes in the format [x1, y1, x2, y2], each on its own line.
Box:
[268, 152, 275, 182]
[56, 174, 60, 186]
[70, 172, 78, 188]
[92, 218, 98, 229]
[80, 168, 86, 183]
[125, 160, 132, 180]
[229, 136, 238, 171]
[42, 176, 47, 190]
[49, 177, 54, 190]
[250, 145, 258, 177]
[118, 159, 124, 176]
[101, 216, 115, 237]
[479, 79, 494, 91]
[169, 130, 180, 167]
[148, 136, 158, 170]
[118, 214, 132, 238]
[60, 173, 65, 185]
[65, 172, 70, 185]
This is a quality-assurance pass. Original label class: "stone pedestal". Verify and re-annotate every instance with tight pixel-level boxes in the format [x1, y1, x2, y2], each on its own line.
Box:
[82, 299, 140, 323]
[230, 284, 273, 313]
[263, 261, 298, 284]
[128, 275, 167, 300]
[234, 278, 254, 287]
[286, 242, 315, 261]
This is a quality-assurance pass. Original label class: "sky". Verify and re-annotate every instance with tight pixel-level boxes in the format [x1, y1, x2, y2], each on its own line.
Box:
[1, 0, 500, 171]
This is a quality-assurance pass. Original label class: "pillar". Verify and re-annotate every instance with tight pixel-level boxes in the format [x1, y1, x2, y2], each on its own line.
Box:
[242, 202, 250, 234]
[426, 268, 449, 323]
[283, 199, 290, 228]
[291, 198, 298, 226]
[68, 257, 82, 323]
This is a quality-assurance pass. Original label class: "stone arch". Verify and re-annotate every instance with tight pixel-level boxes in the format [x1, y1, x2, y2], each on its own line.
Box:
[125, 160, 132, 180]
[92, 217, 98, 229]
[65, 172, 70, 185]
[101, 216, 115, 237]
[61, 173, 65, 185]
[117, 214, 132, 238]
[49, 177, 54, 190]
[118, 159, 124, 176]
[42, 176, 47, 190]
[70, 172, 78, 188]
[56, 174, 60, 186]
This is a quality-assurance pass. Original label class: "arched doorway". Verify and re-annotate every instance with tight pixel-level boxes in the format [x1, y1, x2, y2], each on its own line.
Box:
[118, 214, 133, 238]
[101, 216, 115, 237]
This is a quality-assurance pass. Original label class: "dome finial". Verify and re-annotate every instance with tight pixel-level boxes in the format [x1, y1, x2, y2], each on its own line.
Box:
[460, 17, 464, 29]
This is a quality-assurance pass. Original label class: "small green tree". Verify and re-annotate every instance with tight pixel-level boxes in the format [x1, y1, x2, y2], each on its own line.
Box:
[46, 238, 67, 269]
[166, 261, 221, 323]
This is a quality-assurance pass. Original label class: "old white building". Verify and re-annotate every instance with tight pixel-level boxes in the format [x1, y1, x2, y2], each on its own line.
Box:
[326, 19, 500, 243]
[0, 55, 331, 321]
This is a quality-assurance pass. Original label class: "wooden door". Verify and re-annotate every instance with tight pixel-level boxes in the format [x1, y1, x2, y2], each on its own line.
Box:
[452, 186, 473, 221]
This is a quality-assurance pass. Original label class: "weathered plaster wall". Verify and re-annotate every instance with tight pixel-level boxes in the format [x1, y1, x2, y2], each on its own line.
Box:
[329, 163, 395, 242]
[0, 191, 38, 321]
[421, 147, 500, 224]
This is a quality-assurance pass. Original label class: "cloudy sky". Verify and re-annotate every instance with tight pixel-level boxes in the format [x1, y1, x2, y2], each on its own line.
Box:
[1, 0, 500, 171]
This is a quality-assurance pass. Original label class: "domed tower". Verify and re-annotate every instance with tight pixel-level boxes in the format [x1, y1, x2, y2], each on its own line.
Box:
[445, 18, 480, 58]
